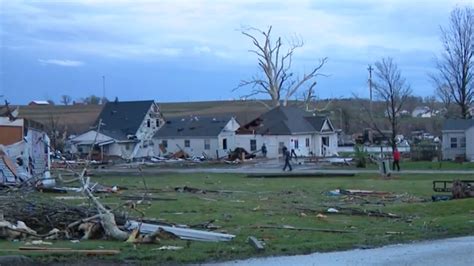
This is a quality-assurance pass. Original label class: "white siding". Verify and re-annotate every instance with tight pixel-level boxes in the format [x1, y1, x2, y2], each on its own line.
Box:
[442, 131, 466, 160]
[235, 134, 315, 158]
[466, 127, 474, 161]
[153, 137, 222, 159]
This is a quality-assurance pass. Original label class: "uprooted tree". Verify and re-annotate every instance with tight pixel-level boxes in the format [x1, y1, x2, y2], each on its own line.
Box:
[235, 26, 327, 108]
[360, 57, 412, 151]
[432, 6, 474, 119]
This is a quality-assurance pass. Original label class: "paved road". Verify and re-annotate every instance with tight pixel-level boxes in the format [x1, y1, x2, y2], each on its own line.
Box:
[94, 161, 474, 175]
[206, 236, 474, 266]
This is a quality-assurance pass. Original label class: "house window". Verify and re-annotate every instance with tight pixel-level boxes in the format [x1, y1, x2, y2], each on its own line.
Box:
[204, 139, 210, 150]
[294, 139, 299, 149]
[184, 140, 190, 148]
[162, 140, 168, 148]
[147, 119, 151, 127]
[156, 119, 160, 127]
[450, 137, 457, 148]
[125, 143, 130, 150]
[460, 137, 466, 148]
[250, 139, 257, 151]
[222, 138, 227, 150]
[305, 138, 310, 147]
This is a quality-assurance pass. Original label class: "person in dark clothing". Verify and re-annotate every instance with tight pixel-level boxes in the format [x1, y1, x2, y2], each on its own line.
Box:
[392, 148, 401, 171]
[290, 149, 298, 160]
[283, 149, 292, 171]
[261, 144, 267, 158]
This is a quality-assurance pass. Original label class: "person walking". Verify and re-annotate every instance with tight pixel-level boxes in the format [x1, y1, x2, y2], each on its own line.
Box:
[283, 147, 292, 171]
[392, 148, 401, 171]
[261, 143, 267, 158]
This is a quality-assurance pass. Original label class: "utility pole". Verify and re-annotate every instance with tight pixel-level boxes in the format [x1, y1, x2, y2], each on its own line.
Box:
[367, 65, 373, 117]
[102, 75, 106, 104]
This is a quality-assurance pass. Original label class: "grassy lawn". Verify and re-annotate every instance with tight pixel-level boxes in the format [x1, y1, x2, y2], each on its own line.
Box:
[362, 160, 474, 170]
[1, 172, 474, 264]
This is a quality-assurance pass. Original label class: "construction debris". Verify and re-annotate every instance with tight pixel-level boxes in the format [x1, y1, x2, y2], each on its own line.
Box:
[125, 220, 235, 242]
[254, 224, 354, 233]
[432, 180, 474, 200]
[248, 236, 265, 251]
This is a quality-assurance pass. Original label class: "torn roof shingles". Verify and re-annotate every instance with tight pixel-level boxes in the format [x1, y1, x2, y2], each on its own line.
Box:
[96, 100, 153, 140]
[154, 116, 232, 138]
[240, 106, 328, 135]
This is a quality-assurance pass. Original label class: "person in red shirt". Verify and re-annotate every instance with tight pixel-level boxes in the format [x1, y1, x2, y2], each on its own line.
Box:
[393, 148, 401, 171]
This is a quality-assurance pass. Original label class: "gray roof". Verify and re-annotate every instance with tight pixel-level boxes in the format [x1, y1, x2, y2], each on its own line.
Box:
[238, 106, 330, 135]
[442, 119, 474, 131]
[96, 100, 154, 140]
[154, 116, 233, 138]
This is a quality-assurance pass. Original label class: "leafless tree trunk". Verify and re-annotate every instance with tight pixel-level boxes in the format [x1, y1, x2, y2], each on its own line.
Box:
[61, 95, 72, 106]
[374, 58, 412, 150]
[235, 26, 327, 107]
[433, 7, 474, 119]
[358, 58, 412, 150]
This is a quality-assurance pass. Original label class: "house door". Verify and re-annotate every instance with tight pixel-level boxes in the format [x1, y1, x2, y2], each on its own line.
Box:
[278, 142, 285, 154]
[321, 136, 329, 156]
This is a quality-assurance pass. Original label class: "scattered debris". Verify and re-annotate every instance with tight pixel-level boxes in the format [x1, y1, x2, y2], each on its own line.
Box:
[12, 247, 120, 255]
[125, 220, 235, 242]
[154, 246, 184, 251]
[316, 213, 328, 219]
[248, 236, 265, 252]
[254, 224, 354, 233]
[120, 195, 177, 201]
[431, 195, 453, 202]
[385, 231, 404, 235]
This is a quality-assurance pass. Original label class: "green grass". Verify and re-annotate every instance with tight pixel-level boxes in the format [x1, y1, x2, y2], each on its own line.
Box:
[1, 172, 474, 264]
[363, 160, 474, 170]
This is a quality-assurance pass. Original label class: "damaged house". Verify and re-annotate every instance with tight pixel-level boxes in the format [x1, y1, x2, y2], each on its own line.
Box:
[0, 105, 50, 185]
[69, 100, 164, 160]
[235, 106, 338, 158]
[153, 116, 240, 159]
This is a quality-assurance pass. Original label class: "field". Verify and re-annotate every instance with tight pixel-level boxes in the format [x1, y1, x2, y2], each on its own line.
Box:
[1, 172, 474, 264]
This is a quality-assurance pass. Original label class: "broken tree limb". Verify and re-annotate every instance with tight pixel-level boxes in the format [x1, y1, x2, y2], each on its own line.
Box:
[77, 120, 129, 241]
[254, 225, 354, 233]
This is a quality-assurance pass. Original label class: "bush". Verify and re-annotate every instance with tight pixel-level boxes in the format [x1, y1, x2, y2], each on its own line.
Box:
[354, 144, 368, 168]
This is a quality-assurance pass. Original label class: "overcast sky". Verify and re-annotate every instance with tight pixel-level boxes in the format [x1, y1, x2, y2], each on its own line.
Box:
[1, 0, 472, 104]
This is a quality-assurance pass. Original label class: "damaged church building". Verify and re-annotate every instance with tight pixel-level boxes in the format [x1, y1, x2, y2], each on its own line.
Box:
[0, 106, 51, 185]
[68, 100, 165, 160]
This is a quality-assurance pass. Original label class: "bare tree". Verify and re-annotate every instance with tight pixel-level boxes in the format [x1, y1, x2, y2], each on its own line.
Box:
[235, 26, 327, 107]
[61, 95, 72, 106]
[433, 7, 474, 119]
[361, 58, 412, 150]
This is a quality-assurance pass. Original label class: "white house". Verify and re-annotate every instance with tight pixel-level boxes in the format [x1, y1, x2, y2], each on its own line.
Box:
[235, 106, 338, 158]
[153, 116, 240, 159]
[69, 100, 165, 160]
[441, 119, 474, 161]
[412, 106, 433, 118]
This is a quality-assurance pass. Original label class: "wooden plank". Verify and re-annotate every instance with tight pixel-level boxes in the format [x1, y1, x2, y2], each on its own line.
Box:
[10, 248, 120, 255]
[248, 236, 265, 252]
[255, 225, 354, 233]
